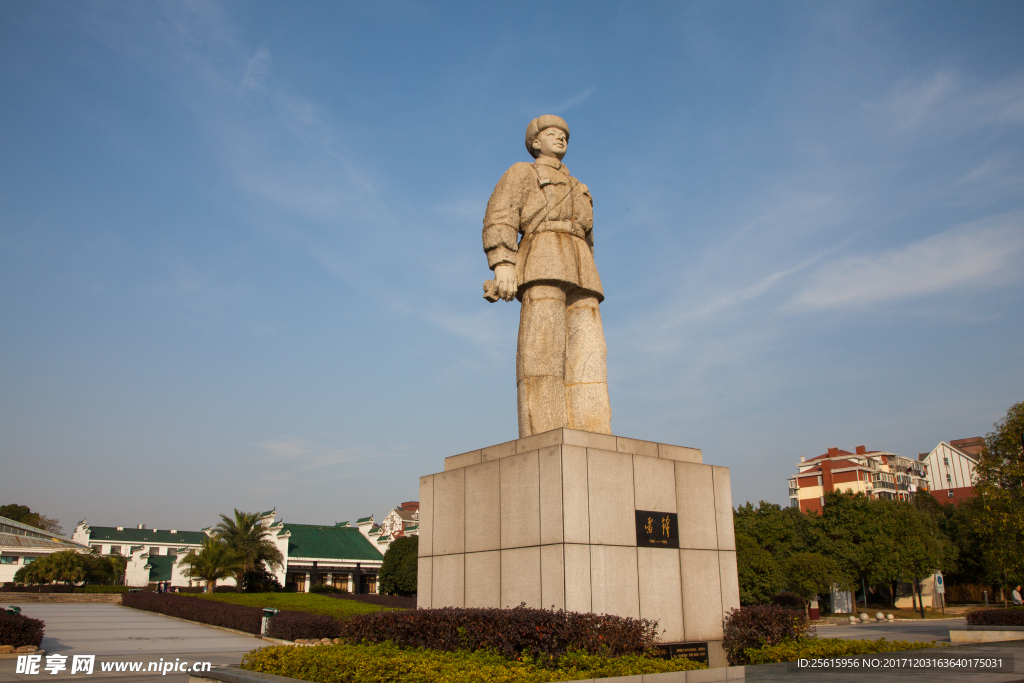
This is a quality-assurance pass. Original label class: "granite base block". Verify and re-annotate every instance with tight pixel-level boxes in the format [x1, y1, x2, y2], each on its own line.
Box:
[418, 428, 739, 657]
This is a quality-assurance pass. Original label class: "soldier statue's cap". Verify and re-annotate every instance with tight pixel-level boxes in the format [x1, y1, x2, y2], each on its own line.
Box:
[525, 115, 570, 158]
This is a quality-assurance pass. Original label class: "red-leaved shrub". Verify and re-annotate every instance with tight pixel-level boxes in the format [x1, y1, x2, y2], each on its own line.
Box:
[966, 608, 1024, 627]
[337, 605, 659, 661]
[0, 613, 45, 648]
[722, 605, 814, 665]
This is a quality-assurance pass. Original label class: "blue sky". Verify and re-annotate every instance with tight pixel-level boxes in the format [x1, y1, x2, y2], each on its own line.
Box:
[2, 1, 1022, 533]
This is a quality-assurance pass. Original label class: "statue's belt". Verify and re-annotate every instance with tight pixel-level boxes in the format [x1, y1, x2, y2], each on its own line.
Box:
[524, 220, 586, 241]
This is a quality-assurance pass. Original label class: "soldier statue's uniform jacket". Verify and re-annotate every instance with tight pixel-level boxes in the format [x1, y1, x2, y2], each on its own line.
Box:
[482, 156, 604, 302]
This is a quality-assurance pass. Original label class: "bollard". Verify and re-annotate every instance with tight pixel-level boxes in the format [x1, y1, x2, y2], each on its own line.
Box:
[984, 591, 988, 607]
[261, 608, 280, 636]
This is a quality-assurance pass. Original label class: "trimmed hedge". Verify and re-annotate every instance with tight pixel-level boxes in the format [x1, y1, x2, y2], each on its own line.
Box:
[0, 613, 45, 648]
[73, 586, 130, 593]
[267, 612, 343, 641]
[336, 606, 658, 662]
[123, 593, 263, 633]
[122, 593, 349, 641]
[744, 637, 942, 664]
[966, 607, 1024, 626]
[722, 605, 814, 665]
[242, 641, 705, 683]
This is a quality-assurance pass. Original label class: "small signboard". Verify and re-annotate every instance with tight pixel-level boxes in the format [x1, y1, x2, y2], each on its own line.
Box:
[635, 510, 679, 549]
[936, 572, 945, 594]
[649, 642, 709, 664]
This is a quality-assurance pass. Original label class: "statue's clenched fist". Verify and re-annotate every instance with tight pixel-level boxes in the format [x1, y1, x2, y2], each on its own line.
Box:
[494, 263, 517, 302]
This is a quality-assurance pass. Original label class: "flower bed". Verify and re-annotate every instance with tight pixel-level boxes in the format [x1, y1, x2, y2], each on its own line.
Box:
[0, 613, 45, 648]
[336, 606, 658, 661]
[242, 641, 705, 683]
[966, 607, 1024, 627]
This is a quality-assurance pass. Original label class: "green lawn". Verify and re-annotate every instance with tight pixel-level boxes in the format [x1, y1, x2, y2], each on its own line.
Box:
[193, 592, 390, 619]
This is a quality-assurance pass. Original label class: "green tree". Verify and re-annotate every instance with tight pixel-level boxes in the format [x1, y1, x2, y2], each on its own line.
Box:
[178, 537, 242, 593]
[878, 499, 953, 611]
[972, 401, 1024, 602]
[817, 492, 892, 610]
[213, 510, 284, 592]
[12, 550, 85, 585]
[784, 552, 845, 616]
[733, 501, 814, 563]
[81, 552, 127, 585]
[735, 533, 782, 605]
[378, 536, 418, 596]
[0, 504, 63, 535]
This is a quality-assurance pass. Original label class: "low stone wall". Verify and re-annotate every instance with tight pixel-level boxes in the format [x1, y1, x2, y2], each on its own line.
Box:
[949, 625, 1024, 643]
[1, 593, 123, 604]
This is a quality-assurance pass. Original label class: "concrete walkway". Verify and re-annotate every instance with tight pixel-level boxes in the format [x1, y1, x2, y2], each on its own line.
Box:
[0, 604, 262, 683]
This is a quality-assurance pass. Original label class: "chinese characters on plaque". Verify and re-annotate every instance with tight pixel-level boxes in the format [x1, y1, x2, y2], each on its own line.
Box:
[634, 510, 680, 549]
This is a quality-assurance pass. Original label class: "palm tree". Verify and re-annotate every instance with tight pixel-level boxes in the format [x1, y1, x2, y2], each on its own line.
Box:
[214, 510, 284, 592]
[178, 537, 242, 593]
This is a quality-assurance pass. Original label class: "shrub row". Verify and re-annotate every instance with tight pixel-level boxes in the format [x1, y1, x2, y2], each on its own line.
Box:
[122, 593, 347, 642]
[123, 593, 262, 633]
[0, 585, 74, 593]
[744, 637, 941, 664]
[73, 586, 130, 594]
[0, 613, 45, 648]
[966, 607, 1024, 627]
[242, 641, 705, 683]
[336, 605, 658, 662]
[722, 605, 814, 665]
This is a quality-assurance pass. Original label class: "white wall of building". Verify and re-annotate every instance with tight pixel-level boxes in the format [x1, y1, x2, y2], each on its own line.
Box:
[922, 442, 977, 491]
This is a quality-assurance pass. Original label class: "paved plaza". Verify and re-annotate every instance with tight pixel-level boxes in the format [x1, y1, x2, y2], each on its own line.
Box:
[816, 617, 966, 642]
[0, 604, 260, 683]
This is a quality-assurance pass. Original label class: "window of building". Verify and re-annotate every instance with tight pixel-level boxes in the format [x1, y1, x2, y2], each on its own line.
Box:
[946, 473, 952, 483]
[150, 547, 160, 556]
[790, 498, 799, 508]
[110, 546, 122, 555]
[23, 557, 36, 565]
[943, 457, 949, 466]
[91, 545, 102, 554]
[167, 548, 177, 557]
[947, 490, 955, 498]
[0, 556, 17, 565]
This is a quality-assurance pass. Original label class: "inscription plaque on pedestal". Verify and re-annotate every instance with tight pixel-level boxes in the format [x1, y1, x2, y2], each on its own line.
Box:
[635, 510, 679, 549]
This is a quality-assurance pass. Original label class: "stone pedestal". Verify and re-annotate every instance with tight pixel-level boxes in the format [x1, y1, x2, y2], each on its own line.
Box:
[417, 428, 739, 656]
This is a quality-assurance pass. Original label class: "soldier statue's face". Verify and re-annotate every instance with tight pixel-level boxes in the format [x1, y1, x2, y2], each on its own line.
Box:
[532, 127, 567, 160]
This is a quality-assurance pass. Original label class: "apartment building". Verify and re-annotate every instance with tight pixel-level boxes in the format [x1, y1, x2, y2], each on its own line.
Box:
[789, 445, 929, 513]
[918, 438, 980, 504]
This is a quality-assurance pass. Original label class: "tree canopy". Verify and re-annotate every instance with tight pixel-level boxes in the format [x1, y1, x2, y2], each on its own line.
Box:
[379, 535, 418, 596]
[0, 504, 64, 536]
[213, 509, 284, 592]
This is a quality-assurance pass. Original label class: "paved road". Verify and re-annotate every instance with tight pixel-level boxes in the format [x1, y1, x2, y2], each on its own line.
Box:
[0, 604, 263, 683]
[817, 618, 966, 642]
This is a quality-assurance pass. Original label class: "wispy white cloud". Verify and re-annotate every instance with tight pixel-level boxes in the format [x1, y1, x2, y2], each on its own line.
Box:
[523, 86, 597, 116]
[241, 47, 272, 90]
[872, 70, 1024, 134]
[788, 213, 1024, 310]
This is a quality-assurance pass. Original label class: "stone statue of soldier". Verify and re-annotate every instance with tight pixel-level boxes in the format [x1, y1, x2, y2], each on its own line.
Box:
[482, 115, 612, 438]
